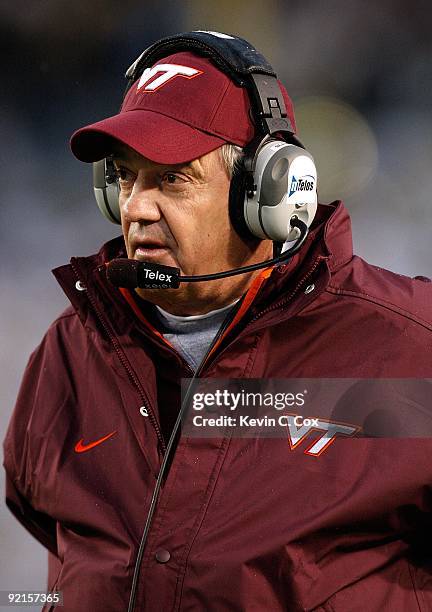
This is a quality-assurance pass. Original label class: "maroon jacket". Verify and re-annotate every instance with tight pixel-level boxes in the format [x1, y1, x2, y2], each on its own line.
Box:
[4, 201, 432, 611]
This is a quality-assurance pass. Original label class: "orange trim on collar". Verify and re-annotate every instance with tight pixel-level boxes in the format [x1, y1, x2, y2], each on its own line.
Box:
[201, 267, 273, 366]
[119, 287, 174, 348]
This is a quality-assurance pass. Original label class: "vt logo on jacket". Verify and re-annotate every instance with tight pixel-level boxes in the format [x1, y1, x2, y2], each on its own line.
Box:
[284, 416, 358, 456]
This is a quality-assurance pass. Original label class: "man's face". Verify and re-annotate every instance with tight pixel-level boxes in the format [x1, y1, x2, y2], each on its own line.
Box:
[113, 144, 272, 315]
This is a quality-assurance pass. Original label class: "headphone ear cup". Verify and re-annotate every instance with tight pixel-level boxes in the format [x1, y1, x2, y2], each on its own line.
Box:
[93, 159, 121, 224]
[244, 139, 318, 242]
[229, 169, 260, 243]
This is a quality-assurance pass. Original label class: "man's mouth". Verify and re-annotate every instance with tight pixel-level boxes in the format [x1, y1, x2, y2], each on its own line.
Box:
[133, 242, 170, 261]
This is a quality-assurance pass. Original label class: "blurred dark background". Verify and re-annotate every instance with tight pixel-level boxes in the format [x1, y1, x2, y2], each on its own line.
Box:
[1, 1, 431, 604]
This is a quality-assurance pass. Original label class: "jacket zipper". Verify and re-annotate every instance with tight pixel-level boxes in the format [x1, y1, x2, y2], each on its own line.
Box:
[126, 297, 243, 612]
[70, 261, 167, 452]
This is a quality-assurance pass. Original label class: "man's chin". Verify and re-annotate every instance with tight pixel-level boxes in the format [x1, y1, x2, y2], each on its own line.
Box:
[134, 286, 184, 313]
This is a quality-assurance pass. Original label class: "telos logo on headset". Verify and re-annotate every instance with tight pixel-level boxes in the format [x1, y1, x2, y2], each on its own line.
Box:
[88, 31, 318, 246]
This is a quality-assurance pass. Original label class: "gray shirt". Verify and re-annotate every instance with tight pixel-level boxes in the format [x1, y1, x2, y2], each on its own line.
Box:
[154, 300, 239, 370]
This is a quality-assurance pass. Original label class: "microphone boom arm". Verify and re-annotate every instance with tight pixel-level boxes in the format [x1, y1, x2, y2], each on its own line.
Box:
[180, 217, 308, 282]
[107, 218, 309, 289]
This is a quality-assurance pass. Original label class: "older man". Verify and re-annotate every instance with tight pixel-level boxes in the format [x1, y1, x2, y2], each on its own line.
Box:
[4, 32, 432, 612]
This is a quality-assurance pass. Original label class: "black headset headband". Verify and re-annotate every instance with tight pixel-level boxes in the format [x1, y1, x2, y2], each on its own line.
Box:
[124, 31, 294, 138]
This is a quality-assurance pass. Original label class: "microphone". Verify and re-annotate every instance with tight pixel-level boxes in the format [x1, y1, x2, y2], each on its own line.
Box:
[107, 259, 180, 289]
[107, 217, 308, 289]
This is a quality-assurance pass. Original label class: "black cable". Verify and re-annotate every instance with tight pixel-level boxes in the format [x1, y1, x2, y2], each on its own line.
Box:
[126, 217, 308, 611]
[126, 377, 200, 612]
[126, 322, 239, 611]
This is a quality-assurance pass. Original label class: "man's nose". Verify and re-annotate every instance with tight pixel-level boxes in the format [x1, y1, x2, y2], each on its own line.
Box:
[121, 183, 161, 224]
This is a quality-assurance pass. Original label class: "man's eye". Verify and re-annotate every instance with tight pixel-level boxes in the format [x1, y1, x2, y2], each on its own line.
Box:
[162, 172, 183, 185]
[114, 167, 134, 183]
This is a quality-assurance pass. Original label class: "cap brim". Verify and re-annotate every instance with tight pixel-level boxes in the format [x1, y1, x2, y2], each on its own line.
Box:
[70, 109, 227, 164]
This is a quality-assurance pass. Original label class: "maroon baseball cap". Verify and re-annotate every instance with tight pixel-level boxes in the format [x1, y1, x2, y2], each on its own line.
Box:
[70, 51, 297, 164]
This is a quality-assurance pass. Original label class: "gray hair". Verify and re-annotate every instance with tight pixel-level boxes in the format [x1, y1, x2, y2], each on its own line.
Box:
[219, 143, 244, 178]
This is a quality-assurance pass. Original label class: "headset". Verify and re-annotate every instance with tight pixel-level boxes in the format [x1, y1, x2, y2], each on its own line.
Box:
[92, 31, 318, 249]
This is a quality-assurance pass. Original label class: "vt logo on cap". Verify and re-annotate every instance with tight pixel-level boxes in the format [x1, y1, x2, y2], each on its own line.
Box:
[137, 63, 203, 92]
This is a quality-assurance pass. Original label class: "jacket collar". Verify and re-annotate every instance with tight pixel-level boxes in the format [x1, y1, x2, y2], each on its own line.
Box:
[240, 201, 353, 320]
[52, 200, 353, 332]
